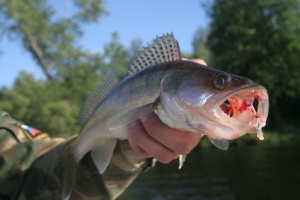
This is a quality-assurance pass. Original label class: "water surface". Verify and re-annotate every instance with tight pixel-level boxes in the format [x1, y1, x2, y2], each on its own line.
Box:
[119, 145, 300, 200]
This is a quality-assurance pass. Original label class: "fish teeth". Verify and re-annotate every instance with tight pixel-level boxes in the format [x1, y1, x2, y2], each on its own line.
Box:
[256, 129, 264, 140]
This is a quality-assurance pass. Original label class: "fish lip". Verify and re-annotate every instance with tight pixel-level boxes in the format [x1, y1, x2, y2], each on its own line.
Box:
[213, 85, 269, 131]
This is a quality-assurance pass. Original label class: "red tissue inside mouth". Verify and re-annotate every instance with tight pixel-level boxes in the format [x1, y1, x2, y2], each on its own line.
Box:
[220, 93, 261, 122]
[228, 97, 256, 117]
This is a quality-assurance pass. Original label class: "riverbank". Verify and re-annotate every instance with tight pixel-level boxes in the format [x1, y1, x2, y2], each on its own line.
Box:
[199, 130, 300, 149]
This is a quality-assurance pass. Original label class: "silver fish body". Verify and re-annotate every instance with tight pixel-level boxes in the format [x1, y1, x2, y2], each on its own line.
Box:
[75, 58, 268, 172]
[62, 34, 269, 200]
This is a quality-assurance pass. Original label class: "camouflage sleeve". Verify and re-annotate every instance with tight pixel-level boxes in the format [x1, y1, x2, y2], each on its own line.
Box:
[0, 111, 146, 200]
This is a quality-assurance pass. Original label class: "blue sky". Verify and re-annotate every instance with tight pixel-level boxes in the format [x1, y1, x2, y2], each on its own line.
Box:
[0, 0, 210, 87]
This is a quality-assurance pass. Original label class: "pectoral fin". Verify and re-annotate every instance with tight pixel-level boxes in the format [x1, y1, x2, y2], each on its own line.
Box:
[91, 139, 117, 174]
[62, 156, 78, 200]
[208, 138, 229, 150]
[110, 103, 155, 130]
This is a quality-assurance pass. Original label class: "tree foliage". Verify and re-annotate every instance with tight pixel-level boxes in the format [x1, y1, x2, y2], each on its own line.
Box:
[0, 0, 130, 137]
[192, 26, 212, 65]
[0, 0, 107, 79]
[0, 72, 79, 136]
[207, 0, 300, 128]
[102, 32, 130, 76]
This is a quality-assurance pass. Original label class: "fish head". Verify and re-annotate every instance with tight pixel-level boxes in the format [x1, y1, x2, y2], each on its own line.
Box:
[161, 61, 269, 141]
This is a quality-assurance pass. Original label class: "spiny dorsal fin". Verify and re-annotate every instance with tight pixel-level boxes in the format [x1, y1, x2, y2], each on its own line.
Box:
[78, 70, 120, 125]
[128, 33, 181, 75]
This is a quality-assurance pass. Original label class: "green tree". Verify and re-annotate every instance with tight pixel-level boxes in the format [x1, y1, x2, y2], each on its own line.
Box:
[192, 26, 212, 65]
[0, 0, 130, 137]
[0, 72, 81, 136]
[128, 37, 143, 61]
[102, 32, 129, 76]
[207, 0, 300, 129]
[0, 0, 107, 79]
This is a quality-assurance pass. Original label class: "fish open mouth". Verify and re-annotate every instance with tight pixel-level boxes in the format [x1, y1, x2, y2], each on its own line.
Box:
[215, 86, 269, 139]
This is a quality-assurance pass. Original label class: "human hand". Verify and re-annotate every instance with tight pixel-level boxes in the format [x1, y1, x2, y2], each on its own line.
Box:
[127, 59, 207, 164]
[183, 58, 207, 66]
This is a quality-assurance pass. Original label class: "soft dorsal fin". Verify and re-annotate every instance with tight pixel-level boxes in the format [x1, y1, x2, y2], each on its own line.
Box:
[78, 70, 120, 125]
[128, 33, 181, 75]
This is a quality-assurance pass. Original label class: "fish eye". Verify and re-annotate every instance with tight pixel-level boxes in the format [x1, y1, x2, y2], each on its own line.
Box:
[213, 74, 231, 90]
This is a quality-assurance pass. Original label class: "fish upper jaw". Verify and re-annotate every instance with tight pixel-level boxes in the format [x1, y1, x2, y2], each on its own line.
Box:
[211, 85, 269, 139]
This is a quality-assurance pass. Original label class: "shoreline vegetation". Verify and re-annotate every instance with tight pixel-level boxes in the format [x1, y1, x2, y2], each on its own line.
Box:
[199, 130, 300, 149]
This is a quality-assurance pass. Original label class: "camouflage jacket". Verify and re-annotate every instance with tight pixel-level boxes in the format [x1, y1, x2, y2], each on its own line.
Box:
[0, 111, 146, 200]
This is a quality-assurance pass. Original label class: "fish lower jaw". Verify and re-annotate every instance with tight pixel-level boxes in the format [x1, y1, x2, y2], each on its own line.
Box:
[188, 118, 244, 140]
[210, 126, 262, 141]
[210, 126, 246, 140]
[195, 110, 261, 140]
[215, 107, 261, 131]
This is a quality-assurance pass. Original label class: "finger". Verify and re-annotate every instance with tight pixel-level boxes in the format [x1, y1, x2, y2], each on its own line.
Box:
[127, 121, 152, 158]
[190, 59, 207, 66]
[127, 124, 151, 158]
[127, 120, 178, 163]
[140, 113, 202, 155]
[182, 58, 207, 66]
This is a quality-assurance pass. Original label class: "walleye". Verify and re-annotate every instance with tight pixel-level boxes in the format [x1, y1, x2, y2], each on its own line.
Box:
[62, 33, 269, 199]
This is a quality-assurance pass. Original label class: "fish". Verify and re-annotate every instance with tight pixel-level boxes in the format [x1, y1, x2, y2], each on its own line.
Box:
[62, 33, 269, 199]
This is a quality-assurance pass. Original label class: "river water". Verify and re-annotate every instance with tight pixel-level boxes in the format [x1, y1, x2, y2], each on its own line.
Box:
[119, 144, 300, 200]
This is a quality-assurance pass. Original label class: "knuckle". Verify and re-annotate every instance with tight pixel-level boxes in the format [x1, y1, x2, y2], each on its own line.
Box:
[176, 134, 200, 154]
[157, 152, 178, 164]
[140, 114, 160, 137]
[147, 128, 159, 138]
[178, 143, 194, 154]
[133, 132, 143, 141]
